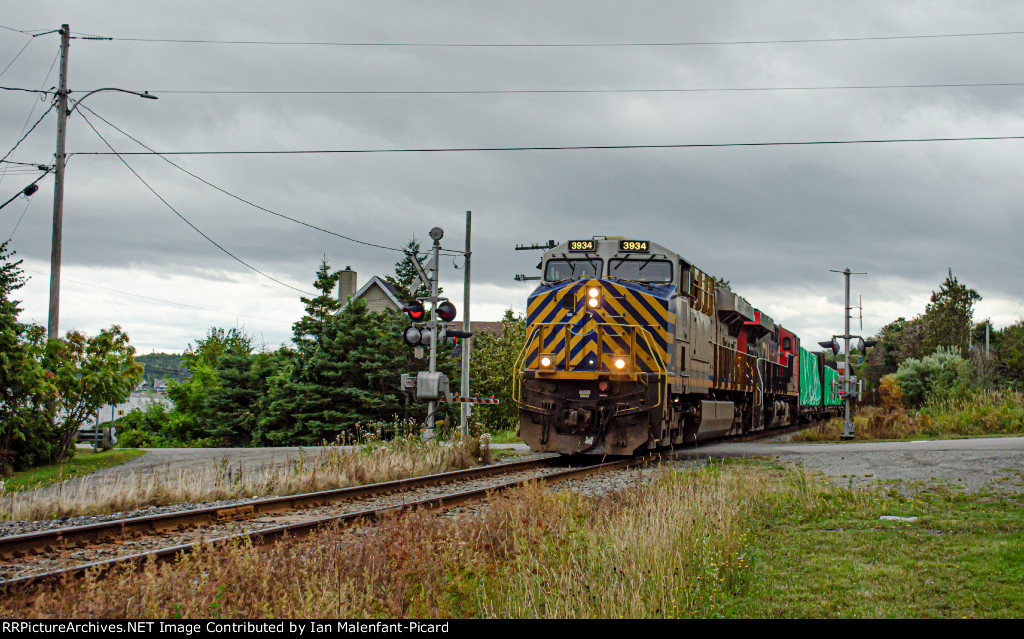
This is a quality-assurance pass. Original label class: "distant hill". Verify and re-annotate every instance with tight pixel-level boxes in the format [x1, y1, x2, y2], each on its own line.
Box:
[136, 353, 189, 386]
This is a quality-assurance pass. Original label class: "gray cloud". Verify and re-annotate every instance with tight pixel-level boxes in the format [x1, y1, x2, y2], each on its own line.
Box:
[2, 1, 1022, 350]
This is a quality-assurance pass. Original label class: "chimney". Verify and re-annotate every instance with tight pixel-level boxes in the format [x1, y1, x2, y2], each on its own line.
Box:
[338, 266, 357, 302]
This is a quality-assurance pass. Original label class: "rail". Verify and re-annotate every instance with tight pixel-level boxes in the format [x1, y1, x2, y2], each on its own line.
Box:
[0, 456, 555, 561]
[0, 455, 659, 591]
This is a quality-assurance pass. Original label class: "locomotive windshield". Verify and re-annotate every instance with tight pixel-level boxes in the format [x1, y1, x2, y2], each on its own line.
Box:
[609, 259, 673, 284]
[544, 258, 602, 282]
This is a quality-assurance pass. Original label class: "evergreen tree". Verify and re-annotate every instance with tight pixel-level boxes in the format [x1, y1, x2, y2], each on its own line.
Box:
[293, 258, 341, 351]
[256, 348, 300, 444]
[205, 342, 273, 447]
[385, 238, 435, 303]
[467, 310, 527, 430]
[261, 259, 348, 445]
[921, 269, 982, 355]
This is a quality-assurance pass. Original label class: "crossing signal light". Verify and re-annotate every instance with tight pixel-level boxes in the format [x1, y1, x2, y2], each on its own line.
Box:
[402, 326, 434, 347]
[438, 301, 457, 322]
[857, 338, 878, 353]
[818, 339, 840, 356]
[439, 327, 472, 346]
[402, 326, 422, 346]
[403, 301, 425, 321]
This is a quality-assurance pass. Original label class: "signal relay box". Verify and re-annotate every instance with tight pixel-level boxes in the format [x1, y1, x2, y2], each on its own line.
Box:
[415, 371, 449, 401]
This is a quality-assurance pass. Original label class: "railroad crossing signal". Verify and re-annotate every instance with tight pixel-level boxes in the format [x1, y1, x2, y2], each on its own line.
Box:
[403, 301, 425, 321]
[857, 338, 878, 353]
[818, 338, 840, 355]
[437, 301, 457, 322]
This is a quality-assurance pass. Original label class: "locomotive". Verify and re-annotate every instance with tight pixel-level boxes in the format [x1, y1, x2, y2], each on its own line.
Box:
[514, 237, 843, 455]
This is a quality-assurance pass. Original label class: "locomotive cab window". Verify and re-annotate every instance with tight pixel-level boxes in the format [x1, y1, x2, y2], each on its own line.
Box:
[608, 259, 673, 284]
[782, 337, 792, 350]
[544, 258, 602, 282]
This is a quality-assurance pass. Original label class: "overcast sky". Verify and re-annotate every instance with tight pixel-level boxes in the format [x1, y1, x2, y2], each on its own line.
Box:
[1, 1, 1022, 353]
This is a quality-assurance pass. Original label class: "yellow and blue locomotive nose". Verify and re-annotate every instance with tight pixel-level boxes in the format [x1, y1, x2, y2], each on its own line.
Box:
[524, 278, 672, 375]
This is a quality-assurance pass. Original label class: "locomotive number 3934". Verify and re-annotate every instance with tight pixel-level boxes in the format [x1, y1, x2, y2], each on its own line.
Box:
[618, 240, 649, 252]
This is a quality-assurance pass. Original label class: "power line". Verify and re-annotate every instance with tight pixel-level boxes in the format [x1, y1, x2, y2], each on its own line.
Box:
[76, 102, 462, 256]
[0, 170, 50, 211]
[0, 37, 32, 80]
[74, 106, 315, 296]
[0, 160, 50, 168]
[0, 85, 52, 94]
[23, 267, 293, 324]
[81, 28, 1024, 47]
[1, 46, 59, 189]
[7, 193, 34, 241]
[0, 99, 55, 165]
[0, 25, 60, 38]
[110, 81, 1024, 96]
[70, 135, 1024, 157]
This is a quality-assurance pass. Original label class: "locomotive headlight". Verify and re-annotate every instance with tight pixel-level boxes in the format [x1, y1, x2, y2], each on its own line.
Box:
[614, 358, 626, 370]
[587, 297, 599, 308]
[586, 287, 601, 308]
[587, 287, 600, 298]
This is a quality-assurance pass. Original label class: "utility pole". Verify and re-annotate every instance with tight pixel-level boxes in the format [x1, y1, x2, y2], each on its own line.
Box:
[424, 227, 443, 439]
[830, 268, 867, 440]
[460, 211, 471, 439]
[45, 24, 156, 342]
[47, 24, 70, 341]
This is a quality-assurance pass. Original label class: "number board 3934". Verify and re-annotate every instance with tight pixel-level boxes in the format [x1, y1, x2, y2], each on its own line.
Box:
[618, 240, 650, 252]
[568, 240, 596, 252]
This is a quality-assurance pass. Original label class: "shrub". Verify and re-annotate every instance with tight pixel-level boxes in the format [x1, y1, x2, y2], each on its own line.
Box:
[890, 347, 973, 407]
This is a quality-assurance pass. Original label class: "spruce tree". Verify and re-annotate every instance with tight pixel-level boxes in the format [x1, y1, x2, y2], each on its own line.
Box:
[205, 348, 267, 446]
[921, 269, 982, 354]
[385, 238, 436, 303]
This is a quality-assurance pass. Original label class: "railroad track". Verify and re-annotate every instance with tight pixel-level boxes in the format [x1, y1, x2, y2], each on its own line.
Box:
[0, 454, 656, 591]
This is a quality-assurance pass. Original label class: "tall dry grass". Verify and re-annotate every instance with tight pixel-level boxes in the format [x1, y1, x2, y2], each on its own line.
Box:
[795, 388, 1024, 442]
[0, 435, 491, 522]
[2, 460, 826, 619]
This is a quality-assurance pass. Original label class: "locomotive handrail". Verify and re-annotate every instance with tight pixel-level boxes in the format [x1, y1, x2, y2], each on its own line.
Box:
[511, 323, 544, 406]
[512, 321, 669, 411]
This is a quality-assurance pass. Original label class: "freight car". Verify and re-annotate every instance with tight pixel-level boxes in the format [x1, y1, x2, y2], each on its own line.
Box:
[513, 237, 843, 455]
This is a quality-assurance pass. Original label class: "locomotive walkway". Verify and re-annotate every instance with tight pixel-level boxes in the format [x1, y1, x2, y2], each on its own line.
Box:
[678, 436, 1024, 493]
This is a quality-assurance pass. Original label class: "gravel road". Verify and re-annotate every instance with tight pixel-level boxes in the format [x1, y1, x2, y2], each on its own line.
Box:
[676, 436, 1024, 494]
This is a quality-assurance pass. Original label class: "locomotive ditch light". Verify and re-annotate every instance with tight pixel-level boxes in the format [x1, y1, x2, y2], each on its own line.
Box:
[614, 357, 628, 371]
[540, 355, 554, 368]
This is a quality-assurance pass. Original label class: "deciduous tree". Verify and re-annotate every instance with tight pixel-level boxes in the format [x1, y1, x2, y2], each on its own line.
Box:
[46, 326, 143, 461]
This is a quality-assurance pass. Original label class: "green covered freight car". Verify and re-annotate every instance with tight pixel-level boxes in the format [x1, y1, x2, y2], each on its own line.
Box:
[798, 347, 821, 406]
[823, 364, 842, 406]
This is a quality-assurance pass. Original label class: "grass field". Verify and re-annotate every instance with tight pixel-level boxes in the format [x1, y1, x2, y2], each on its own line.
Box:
[795, 390, 1024, 443]
[0, 436, 493, 521]
[0, 449, 145, 493]
[6, 458, 1020, 618]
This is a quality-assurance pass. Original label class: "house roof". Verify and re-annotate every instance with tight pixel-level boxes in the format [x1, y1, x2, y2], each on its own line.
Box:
[468, 321, 506, 338]
[341, 276, 403, 311]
